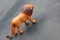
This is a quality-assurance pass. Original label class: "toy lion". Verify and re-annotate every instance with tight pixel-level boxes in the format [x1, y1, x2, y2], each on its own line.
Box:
[6, 4, 36, 39]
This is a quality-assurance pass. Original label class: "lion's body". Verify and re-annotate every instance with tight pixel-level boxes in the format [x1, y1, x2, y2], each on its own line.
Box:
[6, 4, 36, 39]
[11, 13, 27, 24]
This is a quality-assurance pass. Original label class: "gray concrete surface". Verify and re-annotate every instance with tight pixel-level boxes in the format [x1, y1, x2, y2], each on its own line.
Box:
[0, 0, 16, 20]
[0, 0, 60, 40]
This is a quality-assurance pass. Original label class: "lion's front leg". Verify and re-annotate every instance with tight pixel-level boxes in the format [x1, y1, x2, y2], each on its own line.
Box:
[24, 20, 29, 26]
[27, 16, 36, 24]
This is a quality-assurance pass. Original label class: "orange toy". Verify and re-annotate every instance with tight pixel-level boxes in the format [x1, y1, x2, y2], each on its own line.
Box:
[6, 4, 36, 39]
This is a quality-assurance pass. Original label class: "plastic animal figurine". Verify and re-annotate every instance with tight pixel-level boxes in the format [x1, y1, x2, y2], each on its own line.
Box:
[6, 4, 36, 39]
